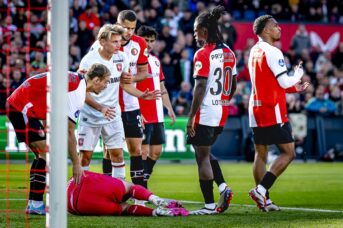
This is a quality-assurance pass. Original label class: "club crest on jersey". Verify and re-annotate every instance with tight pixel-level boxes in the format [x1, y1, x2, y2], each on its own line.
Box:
[116, 63, 122, 72]
[78, 138, 84, 146]
[131, 48, 138, 56]
[278, 59, 285, 67]
[155, 61, 160, 67]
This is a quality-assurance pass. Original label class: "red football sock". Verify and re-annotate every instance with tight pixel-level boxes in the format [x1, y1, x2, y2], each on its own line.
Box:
[130, 185, 152, 200]
[126, 205, 153, 216]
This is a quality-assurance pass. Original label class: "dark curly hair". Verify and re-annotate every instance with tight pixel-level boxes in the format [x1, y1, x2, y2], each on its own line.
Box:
[195, 5, 226, 44]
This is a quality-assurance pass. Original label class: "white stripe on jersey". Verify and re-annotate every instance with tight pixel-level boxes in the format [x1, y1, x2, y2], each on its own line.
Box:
[275, 103, 282, 124]
[68, 79, 86, 123]
[150, 55, 164, 123]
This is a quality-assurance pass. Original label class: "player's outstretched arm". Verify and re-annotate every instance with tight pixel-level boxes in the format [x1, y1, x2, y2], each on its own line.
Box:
[134, 63, 150, 82]
[120, 82, 161, 100]
[68, 120, 84, 184]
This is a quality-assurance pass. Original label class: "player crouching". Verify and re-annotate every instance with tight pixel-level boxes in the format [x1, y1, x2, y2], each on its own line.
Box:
[67, 171, 189, 216]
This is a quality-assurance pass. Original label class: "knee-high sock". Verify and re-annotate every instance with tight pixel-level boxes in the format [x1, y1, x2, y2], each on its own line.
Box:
[30, 158, 46, 201]
[130, 156, 144, 186]
[199, 179, 214, 204]
[210, 154, 226, 187]
[143, 157, 156, 188]
[102, 158, 112, 176]
[29, 159, 38, 200]
[111, 162, 126, 180]
[129, 185, 152, 200]
[126, 205, 153, 216]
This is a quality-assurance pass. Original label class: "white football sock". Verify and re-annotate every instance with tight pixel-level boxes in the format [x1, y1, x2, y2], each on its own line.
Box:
[111, 162, 126, 179]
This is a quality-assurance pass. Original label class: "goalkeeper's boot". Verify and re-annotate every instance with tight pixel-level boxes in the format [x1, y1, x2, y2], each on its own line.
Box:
[189, 207, 219, 215]
[151, 197, 183, 208]
[216, 187, 233, 213]
[249, 187, 267, 212]
[153, 207, 189, 216]
[26, 202, 46, 215]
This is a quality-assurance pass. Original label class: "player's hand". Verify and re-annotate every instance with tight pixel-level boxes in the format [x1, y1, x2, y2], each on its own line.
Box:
[72, 164, 85, 185]
[101, 106, 115, 120]
[294, 81, 311, 93]
[186, 116, 195, 137]
[168, 108, 176, 126]
[121, 72, 133, 84]
[141, 89, 161, 100]
[294, 61, 304, 75]
[140, 114, 146, 130]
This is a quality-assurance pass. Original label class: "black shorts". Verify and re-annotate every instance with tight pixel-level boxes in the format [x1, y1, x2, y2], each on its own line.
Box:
[252, 122, 294, 145]
[186, 124, 223, 146]
[121, 109, 143, 138]
[142, 123, 165, 145]
[7, 108, 46, 144]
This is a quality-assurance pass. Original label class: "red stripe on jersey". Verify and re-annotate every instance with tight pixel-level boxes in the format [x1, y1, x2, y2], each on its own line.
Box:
[137, 55, 163, 123]
[219, 47, 232, 127]
[119, 86, 124, 112]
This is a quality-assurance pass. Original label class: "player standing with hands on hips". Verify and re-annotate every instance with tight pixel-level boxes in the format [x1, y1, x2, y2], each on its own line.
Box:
[248, 15, 310, 212]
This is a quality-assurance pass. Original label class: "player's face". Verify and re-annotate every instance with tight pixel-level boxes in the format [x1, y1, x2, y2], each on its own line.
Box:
[193, 21, 207, 47]
[103, 34, 122, 54]
[265, 18, 281, 42]
[144, 35, 156, 52]
[118, 19, 136, 41]
[93, 74, 110, 94]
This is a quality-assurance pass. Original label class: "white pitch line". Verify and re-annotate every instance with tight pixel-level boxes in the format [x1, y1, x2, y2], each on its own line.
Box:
[177, 199, 343, 213]
[2, 198, 343, 214]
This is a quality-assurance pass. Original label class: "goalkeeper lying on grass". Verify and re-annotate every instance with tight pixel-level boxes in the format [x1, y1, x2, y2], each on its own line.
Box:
[67, 171, 189, 216]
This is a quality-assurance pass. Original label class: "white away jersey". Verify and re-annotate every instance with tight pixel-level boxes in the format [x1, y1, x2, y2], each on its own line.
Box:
[193, 43, 237, 127]
[78, 50, 129, 126]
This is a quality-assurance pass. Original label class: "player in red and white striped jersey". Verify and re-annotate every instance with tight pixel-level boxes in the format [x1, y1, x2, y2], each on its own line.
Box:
[6, 64, 111, 214]
[186, 6, 236, 215]
[136, 26, 176, 189]
[247, 15, 310, 212]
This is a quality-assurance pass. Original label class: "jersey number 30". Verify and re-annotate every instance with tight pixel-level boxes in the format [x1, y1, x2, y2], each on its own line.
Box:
[210, 66, 233, 96]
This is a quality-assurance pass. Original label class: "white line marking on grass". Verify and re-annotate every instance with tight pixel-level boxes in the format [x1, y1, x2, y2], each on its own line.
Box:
[176, 199, 343, 213]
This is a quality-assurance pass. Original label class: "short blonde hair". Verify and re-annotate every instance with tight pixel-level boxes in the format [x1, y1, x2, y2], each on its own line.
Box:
[97, 24, 126, 41]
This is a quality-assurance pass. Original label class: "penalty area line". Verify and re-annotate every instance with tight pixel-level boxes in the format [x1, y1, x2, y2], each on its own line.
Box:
[177, 199, 343, 213]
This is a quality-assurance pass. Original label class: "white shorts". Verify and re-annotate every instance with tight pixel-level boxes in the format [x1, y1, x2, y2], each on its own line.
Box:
[77, 121, 125, 151]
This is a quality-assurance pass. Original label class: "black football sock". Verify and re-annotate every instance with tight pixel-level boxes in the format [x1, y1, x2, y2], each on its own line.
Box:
[199, 179, 214, 205]
[210, 154, 226, 187]
[102, 158, 112, 176]
[130, 156, 144, 186]
[29, 159, 39, 201]
[143, 157, 156, 189]
[259, 171, 277, 190]
[31, 158, 46, 201]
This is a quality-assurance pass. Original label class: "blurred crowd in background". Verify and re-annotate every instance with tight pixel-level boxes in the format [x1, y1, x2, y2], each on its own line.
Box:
[0, 0, 343, 118]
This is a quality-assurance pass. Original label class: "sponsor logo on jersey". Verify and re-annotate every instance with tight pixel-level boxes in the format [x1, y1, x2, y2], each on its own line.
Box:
[130, 62, 136, 67]
[211, 52, 234, 60]
[116, 63, 122, 72]
[131, 48, 138, 56]
[278, 59, 285, 67]
[74, 110, 80, 118]
[143, 48, 149, 57]
[109, 77, 121, 84]
[38, 129, 45, 138]
[113, 59, 124, 63]
[155, 60, 160, 67]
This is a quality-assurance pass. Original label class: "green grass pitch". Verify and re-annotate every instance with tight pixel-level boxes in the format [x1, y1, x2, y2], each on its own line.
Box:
[1, 162, 343, 227]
